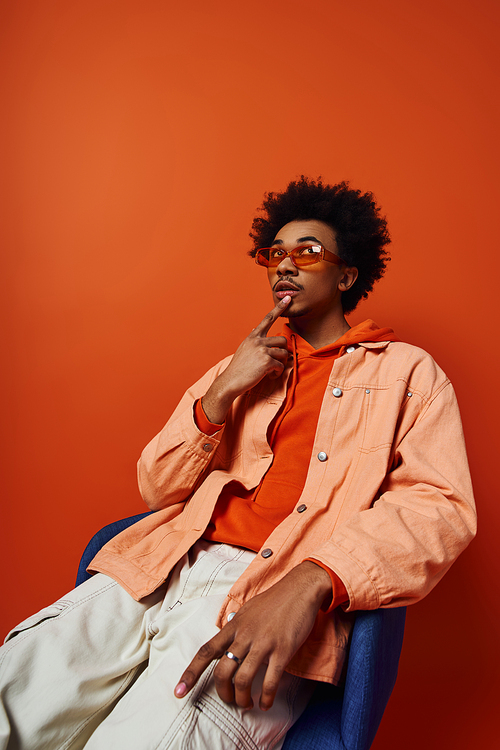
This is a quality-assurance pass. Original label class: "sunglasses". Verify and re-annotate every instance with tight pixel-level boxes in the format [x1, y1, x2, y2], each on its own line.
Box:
[255, 244, 344, 269]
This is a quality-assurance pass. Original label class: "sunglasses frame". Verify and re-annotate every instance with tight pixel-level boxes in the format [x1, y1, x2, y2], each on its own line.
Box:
[255, 243, 344, 269]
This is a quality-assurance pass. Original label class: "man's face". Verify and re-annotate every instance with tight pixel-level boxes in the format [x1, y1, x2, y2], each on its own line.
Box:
[267, 220, 357, 320]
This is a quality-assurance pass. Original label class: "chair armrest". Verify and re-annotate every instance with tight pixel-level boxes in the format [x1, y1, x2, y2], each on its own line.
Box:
[341, 607, 406, 749]
[283, 607, 406, 750]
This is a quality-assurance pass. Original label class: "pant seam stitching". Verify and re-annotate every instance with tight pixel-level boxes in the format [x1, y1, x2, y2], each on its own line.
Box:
[59, 663, 145, 750]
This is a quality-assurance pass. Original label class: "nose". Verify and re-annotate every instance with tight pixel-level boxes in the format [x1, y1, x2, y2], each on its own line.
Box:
[276, 254, 298, 276]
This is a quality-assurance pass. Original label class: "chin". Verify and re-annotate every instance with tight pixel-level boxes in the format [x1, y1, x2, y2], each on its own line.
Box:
[285, 307, 311, 319]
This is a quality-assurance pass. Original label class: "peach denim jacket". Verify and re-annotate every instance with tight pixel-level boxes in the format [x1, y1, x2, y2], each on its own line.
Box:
[90, 339, 476, 684]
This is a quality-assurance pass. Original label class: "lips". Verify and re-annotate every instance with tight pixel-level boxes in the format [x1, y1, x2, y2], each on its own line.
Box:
[274, 280, 301, 299]
[274, 281, 301, 292]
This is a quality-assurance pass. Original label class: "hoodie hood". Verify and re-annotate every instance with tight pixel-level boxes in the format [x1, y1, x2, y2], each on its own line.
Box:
[277, 319, 399, 359]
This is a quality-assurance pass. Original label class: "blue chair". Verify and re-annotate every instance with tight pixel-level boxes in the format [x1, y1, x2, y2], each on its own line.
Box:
[77, 514, 406, 750]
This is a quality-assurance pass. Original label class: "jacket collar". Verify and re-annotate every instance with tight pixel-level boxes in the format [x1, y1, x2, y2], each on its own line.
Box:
[357, 340, 392, 350]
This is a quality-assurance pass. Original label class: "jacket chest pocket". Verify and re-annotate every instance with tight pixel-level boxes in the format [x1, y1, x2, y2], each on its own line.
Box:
[326, 386, 402, 454]
[356, 386, 410, 453]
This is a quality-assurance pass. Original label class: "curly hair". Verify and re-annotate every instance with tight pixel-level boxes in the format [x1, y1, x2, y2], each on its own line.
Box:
[249, 176, 391, 314]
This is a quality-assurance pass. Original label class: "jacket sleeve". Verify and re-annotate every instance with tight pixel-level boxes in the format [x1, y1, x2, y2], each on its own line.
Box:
[309, 380, 477, 611]
[137, 356, 232, 511]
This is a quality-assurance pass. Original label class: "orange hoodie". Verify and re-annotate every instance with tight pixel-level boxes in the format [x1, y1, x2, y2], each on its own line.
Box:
[201, 321, 399, 562]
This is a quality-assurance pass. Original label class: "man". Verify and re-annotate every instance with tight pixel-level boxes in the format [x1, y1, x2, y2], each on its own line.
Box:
[0, 177, 476, 749]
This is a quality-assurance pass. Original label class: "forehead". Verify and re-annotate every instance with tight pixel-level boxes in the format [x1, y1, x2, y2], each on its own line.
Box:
[273, 219, 337, 248]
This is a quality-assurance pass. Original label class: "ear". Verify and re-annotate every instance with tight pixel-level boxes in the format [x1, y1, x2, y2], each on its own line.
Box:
[338, 266, 358, 292]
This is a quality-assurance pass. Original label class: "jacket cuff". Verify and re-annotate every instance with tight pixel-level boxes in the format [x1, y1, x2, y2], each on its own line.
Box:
[194, 399, 225, 436]
[309, 543, 381, 612]
[304, 558, 349, 613]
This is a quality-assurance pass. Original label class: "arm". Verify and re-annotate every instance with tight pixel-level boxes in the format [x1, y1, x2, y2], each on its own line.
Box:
[137, 359, 230, 510]
[139, 296, 292, 510]
[199, 296, 292, 424]
[175, 561, 333, 710]
[310, 380, 476, 611]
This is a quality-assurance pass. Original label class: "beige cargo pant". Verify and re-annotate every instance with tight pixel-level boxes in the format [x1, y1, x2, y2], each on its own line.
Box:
[0, 541, 312, 750]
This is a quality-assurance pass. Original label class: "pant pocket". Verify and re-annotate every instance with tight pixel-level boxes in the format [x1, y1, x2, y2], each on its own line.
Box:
[185, 698, 261, 750]
[4, 599, 73, 642]
[184, 668, 309, 750]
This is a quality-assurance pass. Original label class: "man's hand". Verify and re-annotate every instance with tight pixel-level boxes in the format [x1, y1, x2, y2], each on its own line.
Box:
[200, 296, 292, 425]
[174, 561, 332, 710]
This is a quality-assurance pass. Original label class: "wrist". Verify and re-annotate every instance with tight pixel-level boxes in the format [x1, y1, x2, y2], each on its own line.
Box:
[298, 561, 333, 608]
[202, 378, 239, 424]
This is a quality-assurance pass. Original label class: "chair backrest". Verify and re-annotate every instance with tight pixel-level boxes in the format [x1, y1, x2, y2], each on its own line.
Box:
[77, 513, 406, 750]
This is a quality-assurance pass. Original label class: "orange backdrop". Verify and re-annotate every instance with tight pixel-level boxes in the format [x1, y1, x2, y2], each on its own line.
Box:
[1, 1, 498, 746]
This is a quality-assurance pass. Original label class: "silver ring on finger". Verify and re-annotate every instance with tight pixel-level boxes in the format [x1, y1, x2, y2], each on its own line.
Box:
[224, 650, 243, 666]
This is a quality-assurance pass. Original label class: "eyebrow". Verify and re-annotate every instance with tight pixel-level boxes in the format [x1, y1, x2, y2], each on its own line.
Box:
[272, 236, 322, 245]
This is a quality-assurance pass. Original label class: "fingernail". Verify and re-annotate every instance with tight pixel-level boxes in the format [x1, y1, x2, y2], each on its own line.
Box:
[174, 682, 187, 698]
[281, 295, 291, 304]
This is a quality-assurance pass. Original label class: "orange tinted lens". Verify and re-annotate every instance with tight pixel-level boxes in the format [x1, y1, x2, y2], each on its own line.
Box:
[267, 248, 288, 266]
[256, 249, 270, 266]
[292, 246, 323, 266]
[293, 254, 318, 267]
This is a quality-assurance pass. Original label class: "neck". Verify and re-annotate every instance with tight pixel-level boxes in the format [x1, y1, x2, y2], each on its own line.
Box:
[287, 309, 351, 349]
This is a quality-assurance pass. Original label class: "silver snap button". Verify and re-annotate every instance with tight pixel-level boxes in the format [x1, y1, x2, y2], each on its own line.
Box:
[365, 389, 371, 394]
[297, 504, 307, 513]
[227, 612, 236, 621]
[261, 548, 273, 558]
[407, 392, 413, 397]
[317, 451, 328, 462]
[202, 443, 213, 452]
[346, 346, 356, 353]
[332, 387, 342, 397]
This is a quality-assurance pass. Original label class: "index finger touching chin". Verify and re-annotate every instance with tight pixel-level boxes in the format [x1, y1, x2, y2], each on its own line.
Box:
[254, 296, 291, 334]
